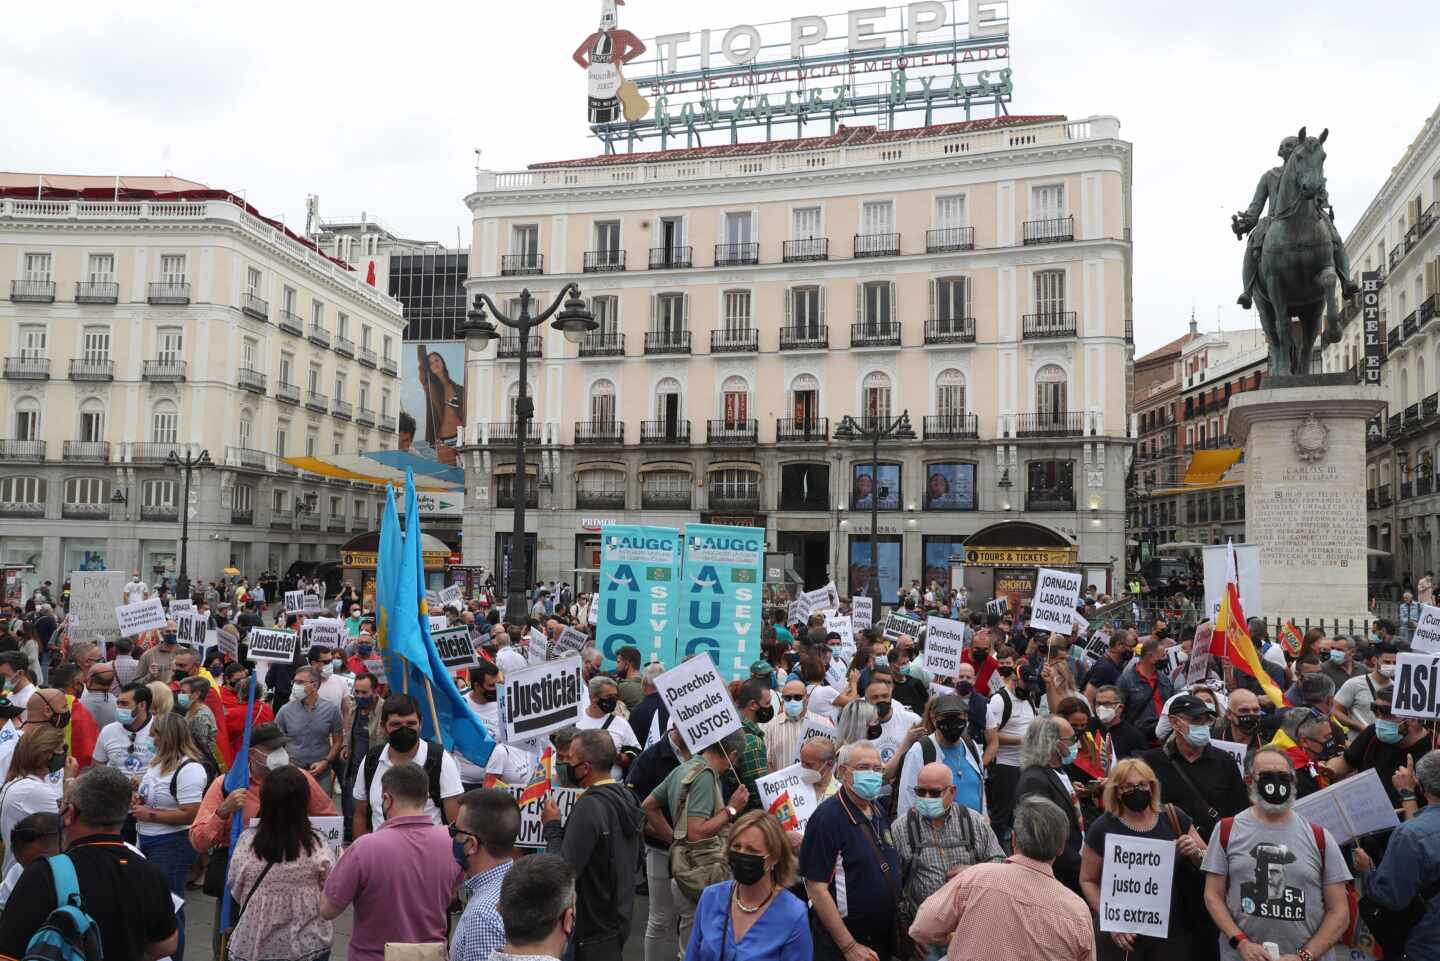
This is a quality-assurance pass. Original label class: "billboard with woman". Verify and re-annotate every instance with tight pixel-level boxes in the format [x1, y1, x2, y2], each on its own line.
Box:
[851, 463, 900, 510]
[400, 343, 466, 465]
[924, 463, 976, 510]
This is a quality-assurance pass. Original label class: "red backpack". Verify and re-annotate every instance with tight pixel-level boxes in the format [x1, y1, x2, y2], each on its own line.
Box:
[1217, 816, 1359, 946]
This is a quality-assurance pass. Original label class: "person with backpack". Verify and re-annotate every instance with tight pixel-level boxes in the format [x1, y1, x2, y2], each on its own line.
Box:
[132, 712, 209, 961]
[894, 694, 986, 820]
[0, 765, 177, 961]
[895, 761, 1004, 960]
[1201, 745, 1353, 961]
[983, 644, 1035, 849]
[0, 725, 67, 878]
[1350, 750, 1440, 961]
[350, 693, 464, 836]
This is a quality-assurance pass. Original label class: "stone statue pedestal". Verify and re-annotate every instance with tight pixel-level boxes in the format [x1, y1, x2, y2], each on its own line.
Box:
[1228, 383, 1385, 629]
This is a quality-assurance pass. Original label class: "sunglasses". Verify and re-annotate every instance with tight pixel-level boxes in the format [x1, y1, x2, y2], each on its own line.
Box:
[447, 824, 480, 842]
[914, 787, 946, 798]
[781, 694, 805, 703]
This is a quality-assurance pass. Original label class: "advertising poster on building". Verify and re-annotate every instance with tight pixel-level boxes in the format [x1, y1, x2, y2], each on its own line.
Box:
[849, 540, 901, 603]
[399, 342, 466, 466]
[994, 568, 1036, 612]
[597, 525, 681, 667]
[923, 538, 967, 591]
[851, 463, 900, 510]
[679, 524, 764, 680]
[923, 463, 976, 510]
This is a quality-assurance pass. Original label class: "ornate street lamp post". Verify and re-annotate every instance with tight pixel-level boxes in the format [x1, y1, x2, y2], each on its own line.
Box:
[834, 411, 915, 604]
[167, 447, 212, 599]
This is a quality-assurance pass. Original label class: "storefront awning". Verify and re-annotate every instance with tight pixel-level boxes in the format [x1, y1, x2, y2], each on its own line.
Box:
[281, 450, 463, 490]
[1182, 448, 1244, 487]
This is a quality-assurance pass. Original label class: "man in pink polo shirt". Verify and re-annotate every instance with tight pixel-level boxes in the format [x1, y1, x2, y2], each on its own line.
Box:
[321, 761, 463, 960]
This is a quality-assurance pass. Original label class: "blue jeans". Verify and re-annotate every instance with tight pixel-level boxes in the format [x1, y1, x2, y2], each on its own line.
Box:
[139, 829, 197, 961]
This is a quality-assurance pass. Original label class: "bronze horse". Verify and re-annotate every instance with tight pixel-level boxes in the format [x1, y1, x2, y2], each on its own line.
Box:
[1250, 126, 1343, 376]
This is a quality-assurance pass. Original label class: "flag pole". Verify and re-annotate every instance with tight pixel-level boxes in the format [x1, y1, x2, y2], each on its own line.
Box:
[419, 672, 443, 742]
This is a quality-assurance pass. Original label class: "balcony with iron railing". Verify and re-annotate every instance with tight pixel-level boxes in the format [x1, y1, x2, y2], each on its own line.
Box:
[0, 499, 44, 518]
[1425, 393, 1439, 420]
[68, 358, 114, 381]
[142, 359, 186, 382]
[267, 381, 295, 406]
[579, 332, 625, 357]
[709, 491, 762, 512]
[333, 399, 353, 420]
[11, 280, 55, 303]
[1401, 480, 1415, 500]
[1388, 412, 1403, 434]
[327, 517, 347, 533]
[277, 309, 303, 336]
[242, 292, 269, 321]
[1423, 294, 1440, 326]
[357, 346, 377, 368]
[707, 419, 759, 445]
[648, 246, 692, 270]
[714, 242, 759, 267]
[1390, 245, 1406, 271]
[62, 441, 110, 463]
[577, 489, 627, 510]
[640, 420, 691, 445]
[497, 335, 542, 359]
[128, 442, 182, 463]
[0, 440, 45, 462]
[334, 335, 355, 358]
[356, 406, 376, 427]
[381, 355, 398, 375]
[62, 500, 109, 520]
[583, 249, 626, 273]
[485, 422, 543, 445]
[147, 282, 190, 304]
[926, 227, 975, 253]
[3, 356, 49, 380]
[237, 367, 267, 394]
[642, 489, 692, 510]
[1404, 311, 1418, 340]
[501, 253, 543, 276]
[644, 331, 691, 355]
[140, 503, 178, 521]
[297, 511, 321, 531]
[229, 447, 271, 471]
[1368, 488, 1379, 510]
[854, 232, 900, 258]
[782, 238, 828, 262]
[1377, 483, 1392, 507]
[1014, 412, 1086, 437]
[575, 421, 625, 445]
[924, 317, 976, 344]
[271, 508, 294, 528]
[779, 326, 828, 350]
[924, 414, 980, 440]
[379, 413, 397, 433]
[1388, 325, 1403, 351]
[1404, 403, 1424, 433]
[851, 322, 901, 347]
[1022, 311, 1078, 339]
[776, 417, 829, 443]
[75, 281, 119, 304]
[232, 507, 253, 525]
[308, 324, 331, 348]
[711, 329, 758, 353]
[1421, 475, 1435, 497]
[1023, 215, 1075, 245]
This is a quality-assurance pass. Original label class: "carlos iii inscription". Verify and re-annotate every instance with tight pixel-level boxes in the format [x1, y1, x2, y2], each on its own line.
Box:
[1246, 459, 1365, 575]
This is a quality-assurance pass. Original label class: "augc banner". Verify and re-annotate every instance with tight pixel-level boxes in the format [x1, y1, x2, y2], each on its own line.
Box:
[680, 523, 764, 680]
[597, 525, 681, 667]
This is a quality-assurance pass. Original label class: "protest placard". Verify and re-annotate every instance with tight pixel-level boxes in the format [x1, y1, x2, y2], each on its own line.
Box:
[1099, 834, 1174, 937]
[1409, 604, 1440, 653]
[1203, 543, 1263, 620]
[248, 628, 299, 664]
[302, 593, 322, 615]
[175, 612, 208, 649]
[284, 590, 304, 614]
[756, 763, 819, 832]
[823, 613, 855, 657]
[1211, 738, 1247, 774]
[1185, 646, 1214, 686]
[790, 718, 839, 763]
[67, 571, 126, 642]
[1292, 768, 1400, 844]
[363, 658, 386, 684]
[801, 586, 835, 615]
[881, 611, 923, 642]
[1086, 630, 1113, 660]
[1031, 568, 1082, 633]
[428, 615, 449, 633]
[1164, 646, 1186, 677]
[306, 618, 343, 650]
[438, 585, 463, 608]
[217, 628, 238, 660]
[511, 786, 581, 847]
[1070, 611, 1089, 636]
[502, 656, 584, 743]
[851, 596, 873, 630]
[656, 654, 742, 754]
[433, 626, 479, 671]
[169, 599, 194, 616]
[786, 600, 805, 626]
[922, 616, 967, 678]
[1393, 652, 1440, 719]
[987, 596, 1009, 617]
[116, 598, 167, 637]
[824, 581, 841, 611]
[551, 626, 589, 660]
[426, 590, 440, 609]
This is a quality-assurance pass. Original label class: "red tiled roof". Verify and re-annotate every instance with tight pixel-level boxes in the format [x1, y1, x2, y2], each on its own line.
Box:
[528, 115, 1067, 169]
[1136, 331, 1198, 365]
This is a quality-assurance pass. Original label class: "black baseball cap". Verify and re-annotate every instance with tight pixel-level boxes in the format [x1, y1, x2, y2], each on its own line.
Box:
[932, 694, 967, 717]
[249, 723, 289, 750]
[1167, 693, 1216, 721]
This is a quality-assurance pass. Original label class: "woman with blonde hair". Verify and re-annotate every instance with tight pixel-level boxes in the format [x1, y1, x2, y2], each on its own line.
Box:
[147, 680, 174, 716]
[684, 809, 812, 961]
[0, 725, 66, 877]
[1078, 757, 1207, 960]
[133, 712, 209, 960]
[834, 698, 878, 747]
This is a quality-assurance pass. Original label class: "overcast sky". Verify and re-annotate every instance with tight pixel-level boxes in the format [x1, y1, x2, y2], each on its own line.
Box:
[2, 0, 1434, 354]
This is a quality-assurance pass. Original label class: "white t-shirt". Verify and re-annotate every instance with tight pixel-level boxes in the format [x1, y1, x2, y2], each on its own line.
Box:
[872, 704, 920, 765]
[5, 686, 33, 711]
[808, 684, 843, 723]
[135, 760, 209, 837]
[1337, 673, 1382, 729]
[483, 744, 537, 786]
[496, 647, 528, 676]
[351, 739, 464, 833]
[124, 580, 149, 604]
[0, 775, 60, 876]
[0, 723, 23, 784]
[455, 695, 500, 783]
[93, 718, 157, 777]
[986, 687, 1036, 767]
[316, 673, 351, 709]
[574, 711, 641, 780]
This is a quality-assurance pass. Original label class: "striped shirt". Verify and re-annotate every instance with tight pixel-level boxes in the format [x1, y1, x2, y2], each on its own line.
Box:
[450, 861, 513, 961]
[761, 712, 833, 773]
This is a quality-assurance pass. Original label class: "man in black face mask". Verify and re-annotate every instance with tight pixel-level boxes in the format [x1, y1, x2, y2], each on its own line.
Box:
[350, 693, 464, 838]
[895, 694, 986, 820]
[1212, 688, 1264, 768]
[575, 677, 641, 779]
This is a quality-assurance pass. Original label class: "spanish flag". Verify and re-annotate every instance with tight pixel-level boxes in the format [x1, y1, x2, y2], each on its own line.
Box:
[1212, 580, 1285, 709]
[1278, 620, 1304, 658]
[517, 746, 554, 809]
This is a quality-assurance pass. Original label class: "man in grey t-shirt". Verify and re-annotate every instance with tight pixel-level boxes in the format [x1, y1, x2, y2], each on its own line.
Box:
[275, 666, 343, 793]
[1201, 746, 1352, 961]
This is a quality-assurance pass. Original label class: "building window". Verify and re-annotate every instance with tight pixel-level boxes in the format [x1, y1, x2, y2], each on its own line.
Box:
[851, 462, 900, 510]
[653, 293, 686, 337]
[924, 463, 977, 511]
[788, 286, 825, 334]
[18, 325, 46, 359]
[779, 463, 829, 510]
[235, 485, 254, 513]
[247, 267, 262, 296]
[151, 402, 178, 444]
[709, 468, 759, 505]
[87, 254, 115, 283]
[642, 470, 691, 510]
[334, 373, 346, 403]
[723, 211, 753, 247]
[0, 477, 45, 506]
[859, 281, 895, 332]
[160, 254, 186, 285]
[305, 430, 318, 457]
[158, 328, 183, 364]
[312, 300, 326, 331]
[936, 369, 966, 417]
[282, 287, 297, 315]
[1027, 460, 1075, 511]
[1035, 364, 1067, 418]
[361, 325, 372, 350]
[790, 374, 819, 425]
[1034, 269, 1067, 315]
[510, 225, 539, 257]
[792, 206, 821, 239]
[589, 379, 616, 425]
[1031, 184, 1066, 220]
[276, 421, 289, 457]
[273, 489, 289, 512]
[655, 377, 682, 427]
[577, 469, 626, 509]
[337, 313, 349, 341]
[495, 471, 539, 509]
[23, 253, 52, 282]
[723, 290, 752, 333]
[593, 220, 620, 253]
[861, 200, 894, 235]
[591, 295, 618, 335]
[863, 371, 892, 423]
[82, 327, 110, 363]
[241, 337, 258, 372]
[381, 390, 391, 417]
[65, 477, 107, 505]
[721, 375, 749, 426]
[78, 402, 104, 443]
[142, 479, 176, 509]
[934, 194, 967, 229]
[13, 399, 40, 441]
[238, 411, 253, 450]
[931, 277, 972, 325]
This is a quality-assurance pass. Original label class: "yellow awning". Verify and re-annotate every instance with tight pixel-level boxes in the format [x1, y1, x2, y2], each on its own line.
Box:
[1183, 448, 1244, 486]
[281, 456, 454, 491]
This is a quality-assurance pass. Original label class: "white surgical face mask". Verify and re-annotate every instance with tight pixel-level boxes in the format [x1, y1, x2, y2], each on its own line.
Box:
[1379, 664, 1396, 678]
[1096, 705, 1118, 724]
[797, 766, 821, 785]
[264, 747, 290, 770]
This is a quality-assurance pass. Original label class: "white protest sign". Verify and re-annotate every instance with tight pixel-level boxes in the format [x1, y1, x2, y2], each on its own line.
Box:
[1164, 646, 1186, 678]
[1099, 834, 1174, 938]
[502, 656, 584, 743]
[302, 593, 322, 615]
[1409, 604, 1440, 654]
[429, 615, 449, 633]
[791, 717, 839, 763]
[305, 618, 343, 650]
[426, 590, 440, 609]
[1211, 738, 1247, 775]
[169, 599, 194, 616]
[656, 654, 742, 753]
[511, 786, 581, 847]
[824, 655, 847, 690]
[1031, 568, 1082, 633]
[922, 616, 967, 678]
[67, 571, 126, 642]
[801, 586, 835, 615]
[756, 763, 818, 833]
[438, 585, 464, 608]
[433, 626, 479, 671]
[851, 596, 874, 630]
[247, 628, 299, 664]
[823, 613, 855, 658]
[824, 581, 841, 610]
[1203, 543, 1263, 620]
[551, 627, 589, 660]
[249, 815, 345, 853]
[881, 611, 923, 642]
[1292, 768, 1401, 845]
[217, 629, 238, 660]
[284, 590, 304, 614]
[175, 612, 208, 649]
[1393, 652, 1440, 719]
[363, 657, 387, 684]
[116, 598, 167, 637]
[1070, 611, 1089, 636]
[790, 593, 812, 623]
[786, 600, 804, 626]
[587, 602, 598, 626]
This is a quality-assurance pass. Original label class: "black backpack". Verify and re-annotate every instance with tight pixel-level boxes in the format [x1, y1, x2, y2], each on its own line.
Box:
[361, 741, 445, 810]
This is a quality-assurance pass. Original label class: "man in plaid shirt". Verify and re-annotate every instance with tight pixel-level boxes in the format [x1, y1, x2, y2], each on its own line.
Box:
[733, 676, 772, 811]
[450, 788, 522, 961]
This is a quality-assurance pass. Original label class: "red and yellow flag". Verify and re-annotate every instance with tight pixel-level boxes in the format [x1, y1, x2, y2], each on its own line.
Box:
[517, 746, 554, 809]
[1277, 620, 1304, 657]
[1212, 582, 1285, 709]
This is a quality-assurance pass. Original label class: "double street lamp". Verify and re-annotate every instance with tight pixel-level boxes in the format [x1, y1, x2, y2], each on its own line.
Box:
[834, 411, 916, 604]
[167, 446, 212, 600]
[460, 285, 596, 629]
